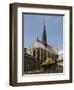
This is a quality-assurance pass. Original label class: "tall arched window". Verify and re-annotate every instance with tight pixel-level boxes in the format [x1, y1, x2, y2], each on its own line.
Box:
[33, 49, 36, 58]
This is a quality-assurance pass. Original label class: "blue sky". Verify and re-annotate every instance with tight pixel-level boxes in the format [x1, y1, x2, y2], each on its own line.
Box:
[23, 14, 63, 50]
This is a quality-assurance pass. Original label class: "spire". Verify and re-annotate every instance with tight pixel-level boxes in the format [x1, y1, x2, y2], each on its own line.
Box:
[42, 20, 47, 47]
[37, 36, 39, 41]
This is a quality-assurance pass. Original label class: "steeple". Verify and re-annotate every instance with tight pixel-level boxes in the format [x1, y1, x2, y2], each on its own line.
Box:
[42, 20, 47, 47]
[37, 37, 39, 41]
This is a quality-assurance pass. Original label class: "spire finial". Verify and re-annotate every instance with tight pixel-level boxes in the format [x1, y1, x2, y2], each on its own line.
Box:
[43, 19, 45, 26]
[42, 19, 47, 47]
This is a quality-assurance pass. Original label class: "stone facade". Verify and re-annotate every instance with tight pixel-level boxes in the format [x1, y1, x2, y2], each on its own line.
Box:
[23, 22, 63, 74]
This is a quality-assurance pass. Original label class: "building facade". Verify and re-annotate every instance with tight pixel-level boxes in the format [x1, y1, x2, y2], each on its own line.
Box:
[24, 22, 62, 74]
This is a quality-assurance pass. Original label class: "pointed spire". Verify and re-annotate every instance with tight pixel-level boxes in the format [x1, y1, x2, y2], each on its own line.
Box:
[42, 19, 47, 47]
[43, 19, 46, 30]
[37, 36, 39, 41]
